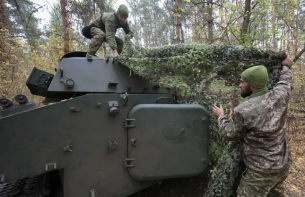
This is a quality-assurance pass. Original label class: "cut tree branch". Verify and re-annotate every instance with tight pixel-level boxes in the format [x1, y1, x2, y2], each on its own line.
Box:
[293, 44, 305, 63]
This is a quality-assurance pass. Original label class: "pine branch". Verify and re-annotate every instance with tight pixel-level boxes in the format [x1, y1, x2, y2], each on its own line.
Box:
[26, 5, 45, 30]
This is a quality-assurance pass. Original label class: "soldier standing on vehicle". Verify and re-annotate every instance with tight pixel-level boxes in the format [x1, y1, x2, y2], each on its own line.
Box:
[212, 56, 293, 197]
[82, 4, 133, 58]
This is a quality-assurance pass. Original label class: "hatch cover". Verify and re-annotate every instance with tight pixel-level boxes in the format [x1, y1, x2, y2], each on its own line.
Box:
[127, 104, 209, 180]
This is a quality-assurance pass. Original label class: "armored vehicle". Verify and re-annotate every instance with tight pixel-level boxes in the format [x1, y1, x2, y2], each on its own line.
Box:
[0, 52, 209, 197]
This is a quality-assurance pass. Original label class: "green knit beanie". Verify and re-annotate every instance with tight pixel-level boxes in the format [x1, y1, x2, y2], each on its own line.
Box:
[117, 4, 129, 18]
[241, 65, 268, 89]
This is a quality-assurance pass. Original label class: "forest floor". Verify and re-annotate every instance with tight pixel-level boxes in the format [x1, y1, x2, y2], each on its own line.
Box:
[131, 106, 305, 197]
[284, 110, 305, 197]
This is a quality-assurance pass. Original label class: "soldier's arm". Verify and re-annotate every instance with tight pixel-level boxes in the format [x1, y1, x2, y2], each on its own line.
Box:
[273, 56, 293, 99]
[218, 110, 245, 141]
[104, 18, 117, 51]
[123, 22, 133, 39]
[213, 105, 245, 141]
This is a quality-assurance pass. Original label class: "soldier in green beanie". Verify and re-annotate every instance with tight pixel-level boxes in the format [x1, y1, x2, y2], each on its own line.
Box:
[240, 65, 268, 98]
[82, 4, 133, 58]
[212, 56, 293, 197]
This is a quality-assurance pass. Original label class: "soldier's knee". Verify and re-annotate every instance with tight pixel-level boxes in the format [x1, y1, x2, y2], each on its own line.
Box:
[90, 27, 105, 40]
[93, 33, 105, 40]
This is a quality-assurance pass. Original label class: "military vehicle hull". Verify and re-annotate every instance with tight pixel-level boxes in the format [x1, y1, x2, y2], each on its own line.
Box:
[0, 54, 209, 197]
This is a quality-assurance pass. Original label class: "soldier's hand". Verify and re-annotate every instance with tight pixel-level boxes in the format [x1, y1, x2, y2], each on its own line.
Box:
[113, 50, 119, 59]
[281, 55, 292, 70]
[213, 104, 224, 117]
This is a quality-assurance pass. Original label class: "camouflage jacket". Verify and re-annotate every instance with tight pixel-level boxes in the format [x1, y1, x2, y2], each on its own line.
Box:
[218, 69, 292, 174]
[91, 12, 133, 50]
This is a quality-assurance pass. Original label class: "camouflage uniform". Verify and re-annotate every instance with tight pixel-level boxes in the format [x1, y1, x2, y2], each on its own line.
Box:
[218, 69, 292, 196]
[237, 168, 289, 197]
[87, 13, 133, 56]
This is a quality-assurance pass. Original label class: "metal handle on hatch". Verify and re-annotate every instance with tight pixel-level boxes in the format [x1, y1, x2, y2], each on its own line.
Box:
[155, 97, 171, 103]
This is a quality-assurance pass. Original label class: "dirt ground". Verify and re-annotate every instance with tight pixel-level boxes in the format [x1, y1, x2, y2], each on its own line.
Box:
[131, 113, 305, 197]
[284, 115, 305, 197]
[130, 171, 210, 197]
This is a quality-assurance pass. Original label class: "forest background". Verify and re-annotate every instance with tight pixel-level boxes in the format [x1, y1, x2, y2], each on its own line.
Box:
[0, 0, 305, 196]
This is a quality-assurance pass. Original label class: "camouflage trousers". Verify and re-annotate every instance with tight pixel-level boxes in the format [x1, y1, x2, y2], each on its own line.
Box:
[237, 168, 289, 197]
[87, 27, 124, 57]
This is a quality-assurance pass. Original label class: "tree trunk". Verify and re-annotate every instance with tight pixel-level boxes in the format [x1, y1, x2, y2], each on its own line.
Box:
[289, 0, 298, 55]
[60, 0, 69, 54]
[144, 14, 149, 47]
[181, 25, 185, 43]
[0, 0, 6, 29]
[272, 0, 278, 50]
[207, 0, 213, 43]
[240, 0, 251, 44]
[175, 0, 181, 43]
[220, 0, 226, 41]
[0, 0, 7, 88]
[13, 0, 31, 42]
[236, 0, 241, 30]
[191, 8, 197, 42]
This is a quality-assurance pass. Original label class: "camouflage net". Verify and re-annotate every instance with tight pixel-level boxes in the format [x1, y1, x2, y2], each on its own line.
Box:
[204, 141, 245, 197]
[118, 41, 286, 101]
[117, 41, 287, 197]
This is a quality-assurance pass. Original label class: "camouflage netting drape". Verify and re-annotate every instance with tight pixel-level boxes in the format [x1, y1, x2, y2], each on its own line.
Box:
[117, 41, 287, 197]
[204, 141, 245, 197]
[118, 41, 286, 101]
